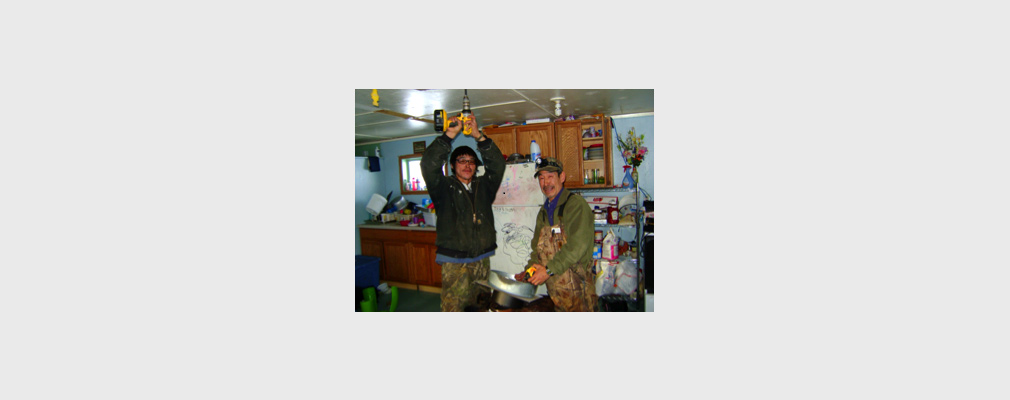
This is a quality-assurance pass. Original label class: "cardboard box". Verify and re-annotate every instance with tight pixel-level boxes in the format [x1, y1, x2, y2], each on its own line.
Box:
[584, 195, 618, 210]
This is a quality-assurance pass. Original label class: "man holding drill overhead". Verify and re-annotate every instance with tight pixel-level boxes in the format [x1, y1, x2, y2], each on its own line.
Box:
[421, 115, 505, 312]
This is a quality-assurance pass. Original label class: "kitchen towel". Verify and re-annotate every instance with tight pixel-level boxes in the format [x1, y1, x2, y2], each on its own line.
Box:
[368, 156, 381, 172]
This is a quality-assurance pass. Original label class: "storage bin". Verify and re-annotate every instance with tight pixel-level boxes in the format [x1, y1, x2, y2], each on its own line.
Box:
[355, 255, 380, 288]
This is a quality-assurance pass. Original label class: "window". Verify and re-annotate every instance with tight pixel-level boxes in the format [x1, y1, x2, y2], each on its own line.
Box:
[399, 154, 447, 195]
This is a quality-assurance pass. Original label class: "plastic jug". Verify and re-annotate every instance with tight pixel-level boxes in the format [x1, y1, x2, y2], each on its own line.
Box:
[530, 140, 541, 162]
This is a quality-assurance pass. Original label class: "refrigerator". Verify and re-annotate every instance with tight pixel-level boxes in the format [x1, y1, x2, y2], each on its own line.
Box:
[490, 162, 547, 296]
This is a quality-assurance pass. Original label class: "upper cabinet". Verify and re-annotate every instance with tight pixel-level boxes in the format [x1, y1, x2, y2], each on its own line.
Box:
[516, 123, 555, 159]
[483, 118, 612, 188]
[482, 126, 517, 157]
[555, 121, 586, 187]
[554, 117, 612, 188]
[483, 122, 555, 160]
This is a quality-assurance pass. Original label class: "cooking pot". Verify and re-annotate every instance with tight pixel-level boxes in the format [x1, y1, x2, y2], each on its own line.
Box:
[386, 196, 408, 212]
[487, 270, 536, 298]
[491, 290, 525, 309]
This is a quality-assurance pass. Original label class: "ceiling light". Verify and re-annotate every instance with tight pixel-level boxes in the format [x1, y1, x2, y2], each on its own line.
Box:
[550, 97, 565, 116]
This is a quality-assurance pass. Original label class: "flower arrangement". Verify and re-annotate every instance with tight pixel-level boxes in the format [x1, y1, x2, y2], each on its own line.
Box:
[615, 127, 648, 167]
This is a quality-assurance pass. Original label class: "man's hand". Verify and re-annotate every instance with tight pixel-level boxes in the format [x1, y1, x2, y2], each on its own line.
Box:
[446, 116, 463, 139]
[527, 263, 550, 286]
[468, 118, 484, 141]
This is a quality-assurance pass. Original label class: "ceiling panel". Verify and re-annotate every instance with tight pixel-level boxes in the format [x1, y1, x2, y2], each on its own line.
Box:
[355, 89, 653, 145]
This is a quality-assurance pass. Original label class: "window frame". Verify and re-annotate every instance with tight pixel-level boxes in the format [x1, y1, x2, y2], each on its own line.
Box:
[399, 153, 448, 195]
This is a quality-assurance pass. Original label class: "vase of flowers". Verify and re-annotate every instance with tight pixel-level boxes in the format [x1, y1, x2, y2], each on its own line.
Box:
[622, 165, 634, 188]
[615, 127, 648, 185]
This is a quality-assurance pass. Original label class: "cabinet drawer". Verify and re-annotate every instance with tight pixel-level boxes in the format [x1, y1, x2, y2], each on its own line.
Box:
[359, 228, 408, 242]
[408, 230, 437, 245]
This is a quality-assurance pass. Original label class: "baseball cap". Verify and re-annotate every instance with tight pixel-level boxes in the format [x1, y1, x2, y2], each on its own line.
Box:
[533, 157, 563, 177]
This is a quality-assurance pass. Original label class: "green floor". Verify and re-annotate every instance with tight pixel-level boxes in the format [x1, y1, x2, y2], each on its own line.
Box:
[356, 286, 441, 312]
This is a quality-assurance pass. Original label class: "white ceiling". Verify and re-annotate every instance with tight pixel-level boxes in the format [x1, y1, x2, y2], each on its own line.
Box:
[355, 89, 654, 145]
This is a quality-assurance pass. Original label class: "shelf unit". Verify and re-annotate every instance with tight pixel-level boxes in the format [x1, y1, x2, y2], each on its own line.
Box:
[570, 184, 647, 311]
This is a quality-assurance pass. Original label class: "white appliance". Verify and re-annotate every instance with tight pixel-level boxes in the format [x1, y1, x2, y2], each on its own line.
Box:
[490, 162, 547, 296]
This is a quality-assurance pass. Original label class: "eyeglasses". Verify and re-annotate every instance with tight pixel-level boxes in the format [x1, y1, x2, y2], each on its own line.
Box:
[455, 158, 477, 166]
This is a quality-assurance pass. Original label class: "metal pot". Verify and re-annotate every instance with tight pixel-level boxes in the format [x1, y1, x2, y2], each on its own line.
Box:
[387, 196, 408, 212]
[491, 290, 524, 309]
[487, 270, 536, 298]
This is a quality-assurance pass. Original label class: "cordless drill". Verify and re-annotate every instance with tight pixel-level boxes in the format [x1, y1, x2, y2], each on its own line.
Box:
[434, 89, 474, 136]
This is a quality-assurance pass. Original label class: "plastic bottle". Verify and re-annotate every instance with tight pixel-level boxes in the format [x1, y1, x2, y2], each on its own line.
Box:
[607, 200, 619, 224]
[530, 140, 541, 162]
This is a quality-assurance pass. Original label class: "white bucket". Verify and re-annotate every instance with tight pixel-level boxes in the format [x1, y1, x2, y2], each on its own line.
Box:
[365, 193, 387, 216]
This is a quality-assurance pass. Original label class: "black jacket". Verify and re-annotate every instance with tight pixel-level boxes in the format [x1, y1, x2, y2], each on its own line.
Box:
[420, 134, 505, 258]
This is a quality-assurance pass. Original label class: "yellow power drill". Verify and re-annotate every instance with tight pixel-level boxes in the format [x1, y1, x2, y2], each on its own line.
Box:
[434, 89, 474, 136]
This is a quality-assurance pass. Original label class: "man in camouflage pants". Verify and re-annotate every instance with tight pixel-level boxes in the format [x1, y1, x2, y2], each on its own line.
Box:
[515, 157, 597, 311]
[439, 259, 490, 311]
[421, 115, 505, 312]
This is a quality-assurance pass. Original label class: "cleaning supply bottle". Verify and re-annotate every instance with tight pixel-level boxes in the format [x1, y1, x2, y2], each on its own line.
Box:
[530, 140, 541, 162]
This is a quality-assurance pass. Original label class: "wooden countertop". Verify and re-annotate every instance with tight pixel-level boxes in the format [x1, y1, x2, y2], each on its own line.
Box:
[357, 222, 436, 231]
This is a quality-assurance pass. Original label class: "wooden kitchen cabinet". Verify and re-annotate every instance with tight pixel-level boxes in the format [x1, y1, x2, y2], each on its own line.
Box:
[382, 241, 411, 283]
[360, 239, 385, 276]
[554, 117, 612, 188]
[359, 227, 442, 289]
[555, 120, 586, 187]
[486, 119, 611, 186]
[418, 245, 441, 285]
[483, 126, 516, 157]
[407, 230, 440, 286]
[516, 123, 555, 159]
[482, 122, 555, 159]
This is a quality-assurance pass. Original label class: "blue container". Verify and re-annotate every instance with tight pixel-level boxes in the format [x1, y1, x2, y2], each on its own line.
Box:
[355, 255, 380, 288]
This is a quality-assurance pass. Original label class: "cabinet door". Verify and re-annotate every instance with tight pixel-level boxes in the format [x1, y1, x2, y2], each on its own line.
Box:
[483, 127, 516, 157]
[383, 241, 410, 283]
[408, 243, 432, 285]
[430, 250, 442, 287]
[360, 240, 385, 279]
[516, 123, 555, 159]
[601, 120, 613, 186]
[554, 121, 585, 187]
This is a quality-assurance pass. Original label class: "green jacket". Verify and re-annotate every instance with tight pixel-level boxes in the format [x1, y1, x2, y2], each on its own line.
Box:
[420, 134, 505, 258]
[525, 188, 595, 277]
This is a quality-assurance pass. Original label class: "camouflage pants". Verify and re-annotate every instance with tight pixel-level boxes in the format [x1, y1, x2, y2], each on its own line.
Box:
[545, 264, 597, 312]
[440, 258, 491, 312]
